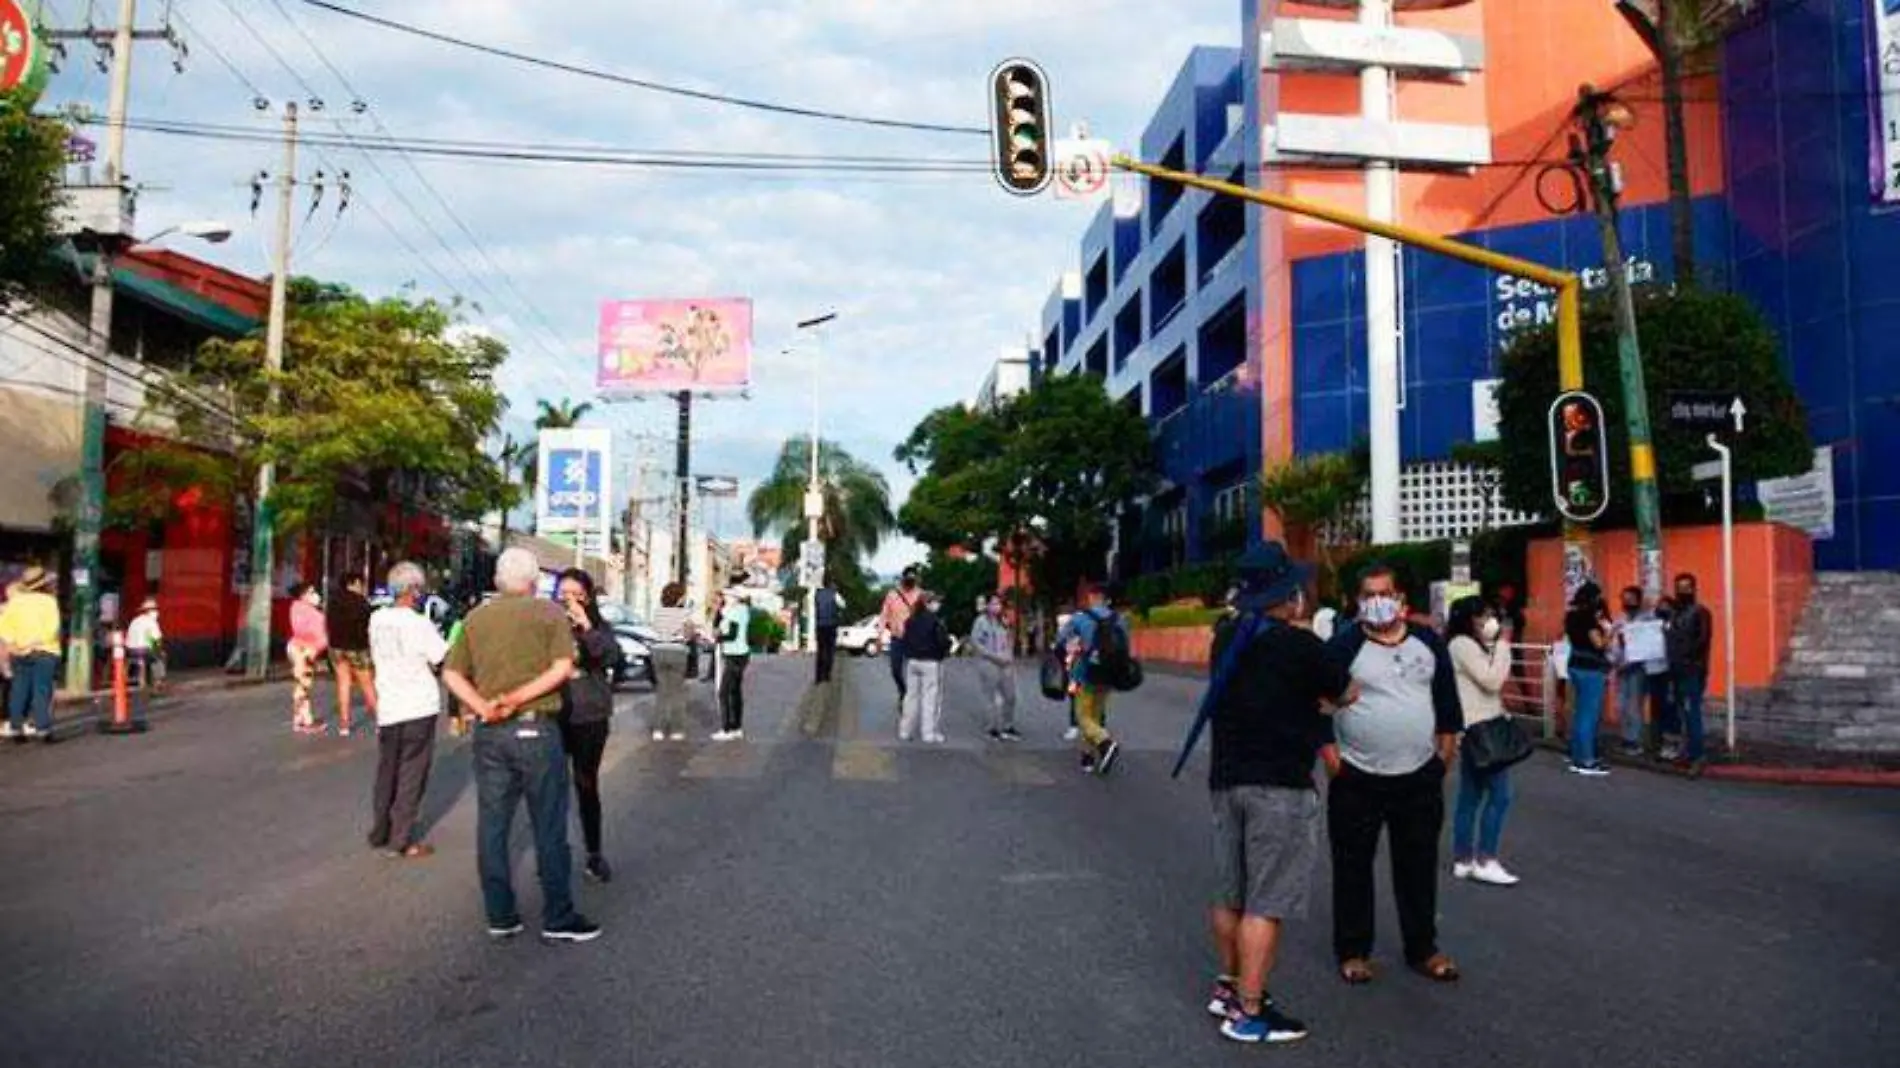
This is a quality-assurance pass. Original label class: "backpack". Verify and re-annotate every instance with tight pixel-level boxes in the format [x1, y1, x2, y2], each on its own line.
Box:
[1088, 611, 1143, 692]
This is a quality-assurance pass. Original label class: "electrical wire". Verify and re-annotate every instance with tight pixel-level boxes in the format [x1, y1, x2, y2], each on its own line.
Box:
[0, 310, 251, 436]
[292, 0, 989, 137]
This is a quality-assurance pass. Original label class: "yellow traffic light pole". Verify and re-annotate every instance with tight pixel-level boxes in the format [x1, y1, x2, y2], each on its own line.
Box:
[1113, 157, 1594, 593]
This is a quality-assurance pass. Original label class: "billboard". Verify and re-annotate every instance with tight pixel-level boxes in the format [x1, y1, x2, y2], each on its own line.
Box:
[596, 298, 753, 393]
[1875, 0, 1900, 203]
[535, 428, 613, 553]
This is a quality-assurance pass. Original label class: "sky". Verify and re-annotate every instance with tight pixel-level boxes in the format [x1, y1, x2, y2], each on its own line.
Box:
[40, 0, 1242, 574]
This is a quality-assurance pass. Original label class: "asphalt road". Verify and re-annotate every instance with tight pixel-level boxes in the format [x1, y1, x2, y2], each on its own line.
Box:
[1, 653, 1896, 1068]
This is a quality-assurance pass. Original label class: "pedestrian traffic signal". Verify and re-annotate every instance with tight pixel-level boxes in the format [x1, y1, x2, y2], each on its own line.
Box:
[989, 59, 1052, 196]
[1548, 390, 1611, 522]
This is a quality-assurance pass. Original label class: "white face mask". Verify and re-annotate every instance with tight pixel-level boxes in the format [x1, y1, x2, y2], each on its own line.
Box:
[1479, 617, 1502, 642]
[1359, 594, 1402, 628]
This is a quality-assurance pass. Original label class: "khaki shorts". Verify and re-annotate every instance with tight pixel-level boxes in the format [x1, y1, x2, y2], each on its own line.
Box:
[330, 649, 373, 673]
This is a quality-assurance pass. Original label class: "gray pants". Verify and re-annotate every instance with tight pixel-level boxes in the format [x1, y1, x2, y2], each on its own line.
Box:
[899, 660, 943, 741]
[650, 646, 691, 735]
[369, 717, 436, 850]
[978, 660, 1017, 732]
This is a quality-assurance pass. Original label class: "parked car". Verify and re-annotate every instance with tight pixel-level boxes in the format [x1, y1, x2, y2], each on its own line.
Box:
[610, 625, 656, 689]
[836, 615, 886, 657]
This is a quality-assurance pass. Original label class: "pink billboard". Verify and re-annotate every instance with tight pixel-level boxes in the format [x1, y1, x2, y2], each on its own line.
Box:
[596, 298, 753, 392]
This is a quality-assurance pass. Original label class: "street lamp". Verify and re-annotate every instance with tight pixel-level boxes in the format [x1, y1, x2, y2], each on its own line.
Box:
[133, 220, 236, 247]
[795, 311, 837, 654]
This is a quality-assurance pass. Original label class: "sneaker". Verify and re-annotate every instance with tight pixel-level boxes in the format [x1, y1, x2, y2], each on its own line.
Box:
[22, 723, 43, 738]
[1658, 743, 1682, 762]
[924, 733, 946, 745]
[1471, 859, 1520, 887]
[730, 729, 745, 742]
[584, 854, 613, 884]
[1452, 859, 1476, 880]
[1206, 976, 1240, 1019]
[1220, 999, 1309, 1044]
[987, 728, 1004, 742]
[1078, 754, 1097, 774]
[667, 731, 686, 741]
[710, 730, 732, 742]
[487, 919, 525, 939]
[898, 731, 916, 743]
[1000, 728, 1023, 742]
[1619, 742, 1644, 758]
[542, 916, 602, 943]
[0, 723, 18, 739]
[651, 729, 667, 742]
[1095, 739, 1122, 775]
[1579, 763, 1612, 778]
[1063, 726, 1080, 742]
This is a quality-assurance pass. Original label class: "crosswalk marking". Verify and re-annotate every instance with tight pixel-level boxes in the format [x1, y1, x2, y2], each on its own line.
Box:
[681, 741, 772, 780]
[831, 741, 898, 782]
[977, 749, 1060, 786]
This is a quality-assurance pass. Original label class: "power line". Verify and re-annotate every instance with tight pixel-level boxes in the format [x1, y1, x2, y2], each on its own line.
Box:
[293, 0, 989, 137]
[0, 310, 250, 436]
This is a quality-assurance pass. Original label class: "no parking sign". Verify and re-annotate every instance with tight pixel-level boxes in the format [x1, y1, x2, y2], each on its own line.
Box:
[1052, 138, 1113, 201]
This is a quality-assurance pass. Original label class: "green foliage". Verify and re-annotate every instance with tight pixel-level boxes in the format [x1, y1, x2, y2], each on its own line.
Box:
[116, 279, 516, 540]
[1332, 542, 1454, 606]
[1494, 288, 1813, 525]
[747, 610, 786, 654]
[1125, 556, 1239, 617]
[897, 374, 1157, 615]
[747, 436, 895, 622]
[518, 398, 596, 492]
[1130, 603, 1225, 630]
[1258, 451, 1365, 533]
[0, 92, 69, 302]
[921, 549, 999, 637]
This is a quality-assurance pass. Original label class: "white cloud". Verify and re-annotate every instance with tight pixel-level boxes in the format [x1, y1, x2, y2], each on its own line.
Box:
[47, 0, 1240, 571]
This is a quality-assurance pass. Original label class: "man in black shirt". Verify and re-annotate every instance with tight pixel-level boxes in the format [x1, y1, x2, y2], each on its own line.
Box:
[326, 574, 378, 737]
[1203, 542, 1354, 1046]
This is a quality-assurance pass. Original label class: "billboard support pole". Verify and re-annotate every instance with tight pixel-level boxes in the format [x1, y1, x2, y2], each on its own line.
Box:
[675, 391, 692, 586]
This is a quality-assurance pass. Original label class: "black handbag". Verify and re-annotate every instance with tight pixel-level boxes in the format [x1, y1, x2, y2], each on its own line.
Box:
[1038, 648, 1069, 701]
[1462, 715, 1534, 771]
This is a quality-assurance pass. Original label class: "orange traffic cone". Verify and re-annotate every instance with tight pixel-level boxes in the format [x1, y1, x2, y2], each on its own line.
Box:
[99, 629, 149, 735]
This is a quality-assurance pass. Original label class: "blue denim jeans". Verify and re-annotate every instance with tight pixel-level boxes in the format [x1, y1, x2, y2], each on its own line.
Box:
[1451, 754, 1513, 859]
[1569, 667, 1608, 767]
[6, 652, 58, 732]
[1673, 668, 1708, 762]
[473, 720, 577, 929]
[1616, 667, 1647, 745]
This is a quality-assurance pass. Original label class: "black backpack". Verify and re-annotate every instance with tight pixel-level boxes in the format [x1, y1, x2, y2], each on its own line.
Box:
[1088, 612, 1143, 692]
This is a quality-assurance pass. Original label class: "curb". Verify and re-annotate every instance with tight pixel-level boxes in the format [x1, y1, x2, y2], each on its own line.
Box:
[1534, 737, 1900, 788]
[53, 674, 281, 708]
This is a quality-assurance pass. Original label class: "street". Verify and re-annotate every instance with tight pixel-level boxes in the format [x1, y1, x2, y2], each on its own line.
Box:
[1, 655, 1896, 1068]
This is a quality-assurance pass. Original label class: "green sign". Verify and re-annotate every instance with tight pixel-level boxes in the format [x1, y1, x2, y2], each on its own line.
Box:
[1, 0, 49, 104]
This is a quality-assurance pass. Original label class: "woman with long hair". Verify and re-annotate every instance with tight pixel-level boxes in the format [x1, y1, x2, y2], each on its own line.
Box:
[648, 581, 697, 742]
[286, 582, 328, 735]
[1564, 582, 1614, 776]
[1445, 595, 1520, 886]
[555, 568, 623, 884]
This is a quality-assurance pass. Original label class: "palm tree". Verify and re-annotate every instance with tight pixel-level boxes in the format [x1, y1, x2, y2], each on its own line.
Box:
[495, 433, 535, 545]
[748, 435, 896, 576]
[520, 398, 596, 493]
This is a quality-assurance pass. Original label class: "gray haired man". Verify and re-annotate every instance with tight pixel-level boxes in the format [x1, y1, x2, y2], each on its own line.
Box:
[971, 596, 1020, 741]
[367, 561, 448, 859]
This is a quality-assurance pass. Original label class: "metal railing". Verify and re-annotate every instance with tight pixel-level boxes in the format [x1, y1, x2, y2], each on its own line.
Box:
[1503, 642, 1559, 740]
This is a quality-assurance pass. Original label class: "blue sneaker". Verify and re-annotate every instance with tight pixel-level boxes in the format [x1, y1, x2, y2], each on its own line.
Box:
[1220, 998, 1309, 1044]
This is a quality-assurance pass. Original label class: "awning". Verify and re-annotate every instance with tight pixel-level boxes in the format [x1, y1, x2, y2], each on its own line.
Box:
[58, 248, 263, 339]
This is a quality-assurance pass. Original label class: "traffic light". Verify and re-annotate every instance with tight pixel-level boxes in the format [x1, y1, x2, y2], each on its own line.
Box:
[1548, 390, 1611, 522]
[989, 59, 1052, 196]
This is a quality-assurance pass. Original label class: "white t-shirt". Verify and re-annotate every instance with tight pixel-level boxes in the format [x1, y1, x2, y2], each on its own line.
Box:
[369, 605, 450, 726]
[125, 611, 163, 652]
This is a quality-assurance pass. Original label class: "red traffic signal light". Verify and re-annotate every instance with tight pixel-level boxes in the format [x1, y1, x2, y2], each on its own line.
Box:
[1548, 390, 1611, 523]
[989, 59, 1052, 196]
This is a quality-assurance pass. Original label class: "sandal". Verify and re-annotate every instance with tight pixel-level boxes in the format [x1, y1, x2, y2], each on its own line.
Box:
[1339, 958, 1375, 985]
[399, 843, 435, 859]
[1410, 953, 1461, 982]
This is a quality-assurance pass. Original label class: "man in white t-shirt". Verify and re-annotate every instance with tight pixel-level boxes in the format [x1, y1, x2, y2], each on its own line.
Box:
[124, 597, 165, 690]
[367, 561, 449, 858]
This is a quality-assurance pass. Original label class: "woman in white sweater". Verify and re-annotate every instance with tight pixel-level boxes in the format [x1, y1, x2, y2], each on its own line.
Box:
[1446, 595, 1520, 887]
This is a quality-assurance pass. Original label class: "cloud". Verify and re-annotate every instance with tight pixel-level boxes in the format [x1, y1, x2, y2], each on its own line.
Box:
[46, 0, 1241, 572]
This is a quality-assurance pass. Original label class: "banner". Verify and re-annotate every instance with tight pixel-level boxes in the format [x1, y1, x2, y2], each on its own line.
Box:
[535, 428, 613, 552]
[596, 298, 753, 393]
[1876, 0, 1900, 203]
[1757, 446, 1835, 540]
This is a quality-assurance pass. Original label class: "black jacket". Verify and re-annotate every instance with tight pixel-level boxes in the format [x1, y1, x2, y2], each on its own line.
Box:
[561, 625, 623, 726]
[326, 588, 373, 652]
[1666, 600, 1713, 673]
[902, 609, 953, 662]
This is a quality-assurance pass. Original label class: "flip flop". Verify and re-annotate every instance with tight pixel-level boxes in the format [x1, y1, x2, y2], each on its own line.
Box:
[1339, 958, 1374, 985]
[1410, 954, 1461, 983]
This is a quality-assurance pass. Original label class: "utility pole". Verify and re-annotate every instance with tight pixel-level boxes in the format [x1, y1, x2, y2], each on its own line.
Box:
[1575, 84, 1665, 601]
[242, 101, 299, 679]
[56, 0, 172, 694]
[673, 391, 691, 585]
[796, 312, 836, 654]
[1360, 0, 1403, 546]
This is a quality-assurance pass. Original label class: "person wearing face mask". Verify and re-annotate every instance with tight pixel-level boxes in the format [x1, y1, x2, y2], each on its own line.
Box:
[1611, 585, 1656, 759]
[880, 566, 924, 708]
[1445, 596, 1519, 887]
[1664, 572, 1713, 773]
[970, 596, 1020, 742]
[1323, 564, 1464, 985]
[1563, 582, 1614, 776]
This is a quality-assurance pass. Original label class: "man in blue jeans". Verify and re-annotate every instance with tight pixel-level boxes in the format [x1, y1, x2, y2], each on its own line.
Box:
[443, 548, 600, 944]
[1665, 572, 1713, 774]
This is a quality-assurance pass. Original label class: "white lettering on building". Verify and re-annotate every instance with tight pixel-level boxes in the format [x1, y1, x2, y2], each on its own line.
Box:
[1494, 257, 1657, 337]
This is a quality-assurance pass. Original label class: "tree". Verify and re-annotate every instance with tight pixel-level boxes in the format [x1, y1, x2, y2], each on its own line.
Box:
[921, 549, 998, 639]
[1493, 287, 1812, 524]
[1258, 451, 1366, 590]
[114, 279, 516, 550]
[0, 90, 69, 303]
[897, 373, 1156, 617]
[747, 436, 896, 614]
[520, 398, 597, 494]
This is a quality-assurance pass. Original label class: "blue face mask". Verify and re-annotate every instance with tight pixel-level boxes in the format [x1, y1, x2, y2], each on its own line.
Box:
[1359, 594, 1403, 627]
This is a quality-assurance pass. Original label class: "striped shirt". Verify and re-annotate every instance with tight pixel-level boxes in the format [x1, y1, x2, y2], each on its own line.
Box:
[649, 605, 697, 647]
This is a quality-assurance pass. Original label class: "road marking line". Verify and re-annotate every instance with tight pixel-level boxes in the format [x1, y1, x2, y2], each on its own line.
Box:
[979, 750, 1059, 786]
[681, 742, 770, 779]
[831, 741, 897, 782]
[999, 870, 1101, 885]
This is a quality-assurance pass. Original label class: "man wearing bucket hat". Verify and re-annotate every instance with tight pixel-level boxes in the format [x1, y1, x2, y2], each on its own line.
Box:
[0, 567, 64, 743]
[1182, 542, 1354, 1045]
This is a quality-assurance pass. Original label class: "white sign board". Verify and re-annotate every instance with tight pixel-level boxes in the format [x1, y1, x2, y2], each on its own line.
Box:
[1875, 0, 1900, 203]
[1620, 618, 1668, 666]
[1471, 378, 1501, 442]
[535, 427, 614, 554]
[1052, 138, 1113, 201]
[1757, 446, 1835, 540]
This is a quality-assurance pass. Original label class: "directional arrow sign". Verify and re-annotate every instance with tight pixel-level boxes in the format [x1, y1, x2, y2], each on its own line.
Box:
[1729, 396, 1748, 434]
[1667, 390, 1746, 432]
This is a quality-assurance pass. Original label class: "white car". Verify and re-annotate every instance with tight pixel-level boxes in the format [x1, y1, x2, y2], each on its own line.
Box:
[836, 615, 886, 657]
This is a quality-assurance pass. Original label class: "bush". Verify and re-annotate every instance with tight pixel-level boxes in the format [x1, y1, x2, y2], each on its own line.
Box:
[1130, 604, 1225, 630]
[1494, 288, 1812, 526]
[1331, 542, 1453, 605]
[1125, 555, 1240, 617]
[747, 612, 786, 653]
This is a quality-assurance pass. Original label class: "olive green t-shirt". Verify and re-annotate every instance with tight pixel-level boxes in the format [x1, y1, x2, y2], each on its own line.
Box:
[444, 594, 576, 716]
